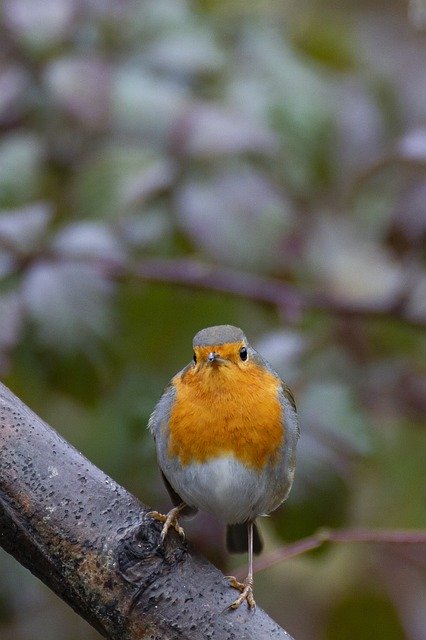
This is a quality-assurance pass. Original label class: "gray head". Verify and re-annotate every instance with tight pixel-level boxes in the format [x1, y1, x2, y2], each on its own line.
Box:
[193, 325, 246, 348]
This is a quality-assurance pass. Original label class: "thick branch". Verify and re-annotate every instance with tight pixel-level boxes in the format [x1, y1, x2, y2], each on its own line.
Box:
[0, 382, 294, 640]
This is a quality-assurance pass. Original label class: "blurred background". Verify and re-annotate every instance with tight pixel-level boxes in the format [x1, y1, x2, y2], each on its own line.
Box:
[0, 0, 425, 638]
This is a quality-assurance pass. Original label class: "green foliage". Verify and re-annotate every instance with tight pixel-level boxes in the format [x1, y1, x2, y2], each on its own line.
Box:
[293, 15, 359, 72]
[327, 592, 405, 640]
[275, 475, 350, 543]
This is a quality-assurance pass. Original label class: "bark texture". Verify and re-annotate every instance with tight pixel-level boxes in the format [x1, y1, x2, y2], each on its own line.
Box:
[0, 382, 294, 639]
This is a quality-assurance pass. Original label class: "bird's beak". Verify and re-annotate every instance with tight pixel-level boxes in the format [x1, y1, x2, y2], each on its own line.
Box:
[207, 352, 227, 365]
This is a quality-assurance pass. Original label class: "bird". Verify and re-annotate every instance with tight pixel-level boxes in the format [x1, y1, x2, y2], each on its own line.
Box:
[148, 324, 299, 610]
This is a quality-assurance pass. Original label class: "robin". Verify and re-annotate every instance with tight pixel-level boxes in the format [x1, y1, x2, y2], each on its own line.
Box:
[148, 325, 299, 609]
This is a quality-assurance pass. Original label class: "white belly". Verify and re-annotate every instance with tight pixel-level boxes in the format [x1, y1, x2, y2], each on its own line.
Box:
[166, 454, 289, 524]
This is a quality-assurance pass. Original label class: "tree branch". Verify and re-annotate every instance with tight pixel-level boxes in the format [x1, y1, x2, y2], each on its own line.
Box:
[0, 382, 294, 640]
[233, 527, 426, 579]
[130, 258, 425, 330]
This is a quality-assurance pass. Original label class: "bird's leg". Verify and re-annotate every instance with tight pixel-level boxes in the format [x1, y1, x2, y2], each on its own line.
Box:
[147, 502, 187, 542]
[227, 521, 256, 609]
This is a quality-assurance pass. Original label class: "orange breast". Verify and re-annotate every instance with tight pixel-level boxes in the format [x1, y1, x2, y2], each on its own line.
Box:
[168, 361, 284, 470]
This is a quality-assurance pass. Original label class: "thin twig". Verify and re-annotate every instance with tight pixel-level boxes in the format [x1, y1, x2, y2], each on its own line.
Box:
[233, 528, 426, 579]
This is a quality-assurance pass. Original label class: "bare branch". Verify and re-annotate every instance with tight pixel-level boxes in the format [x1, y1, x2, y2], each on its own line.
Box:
[130, 258, 425, 330]
[3, 241, 425, 330]
[0, 382, 294, 640]
[233, 527, 426, 579]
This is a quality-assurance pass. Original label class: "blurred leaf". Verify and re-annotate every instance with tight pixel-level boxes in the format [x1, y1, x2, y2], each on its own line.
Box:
[120, 159, 176, 208]
[52, 221, 125, 263]
[306, 216, 404, 304]
[294, 380, 372, 491]
[44, 57, 111, 127]
[145, 29, 225, 76]
[301, 381, 372, 454]
[176, 164, 295, 270]
[22, 261, 114, 350]
[351, 177, 402, 243]
[179, 102, 278, 157]
[293, 15, 358, 71]
[119, 209, 172, 250]
[334, 81, 386, 178]
[3, 0, 75, 53]
[398, 128, 426, 162]
[0, 202, 52, 254]
[255, 329, 307, 384]
[228, 27, 335, 195]
[125, 0, 191, 40]
[0, 133, 44, 207]
[111, 67, 187, 138]
[72, 146, 164, 218]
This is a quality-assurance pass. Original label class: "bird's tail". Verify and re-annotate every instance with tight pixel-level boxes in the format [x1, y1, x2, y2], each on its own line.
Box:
[226, 522, 263, 555]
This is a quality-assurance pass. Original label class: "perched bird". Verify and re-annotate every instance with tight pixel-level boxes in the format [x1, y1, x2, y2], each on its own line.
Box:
[148, 325, 299, 609]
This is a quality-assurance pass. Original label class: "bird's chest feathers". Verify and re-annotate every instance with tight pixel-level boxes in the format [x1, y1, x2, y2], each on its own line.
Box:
[168, 363, 283, 470]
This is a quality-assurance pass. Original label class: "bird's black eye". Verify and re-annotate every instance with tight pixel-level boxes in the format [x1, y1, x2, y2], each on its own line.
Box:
[239, 346, 248, 361]
[193, 352, 197, 363]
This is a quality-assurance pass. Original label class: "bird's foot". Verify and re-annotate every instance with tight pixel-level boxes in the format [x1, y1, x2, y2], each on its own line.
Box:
[147, 506, 186, 543]
[227, 575, 256, 610]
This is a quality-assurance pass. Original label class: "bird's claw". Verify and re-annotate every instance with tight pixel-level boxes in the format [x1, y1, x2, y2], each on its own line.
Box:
[147, 508, 186, 542]
[227, 575, 256, 609]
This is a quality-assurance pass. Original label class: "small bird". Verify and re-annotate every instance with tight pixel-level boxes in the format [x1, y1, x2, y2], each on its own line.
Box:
[148, 325, 299, 609]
